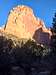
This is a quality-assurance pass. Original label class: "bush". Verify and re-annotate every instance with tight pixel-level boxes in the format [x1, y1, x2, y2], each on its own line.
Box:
[0, 35, 50, 75]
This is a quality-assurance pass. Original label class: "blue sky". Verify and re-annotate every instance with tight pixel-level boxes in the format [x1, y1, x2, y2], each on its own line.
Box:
[0, 0, 56, 28]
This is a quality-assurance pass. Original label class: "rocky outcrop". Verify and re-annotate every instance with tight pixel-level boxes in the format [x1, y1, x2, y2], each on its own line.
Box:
[0, 5, 52, 45]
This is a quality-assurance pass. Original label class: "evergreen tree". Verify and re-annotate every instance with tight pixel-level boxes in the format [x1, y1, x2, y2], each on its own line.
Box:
[51, 12, 56, 51]
[52, 13, 56, 33]
[50, 12, 56, 75]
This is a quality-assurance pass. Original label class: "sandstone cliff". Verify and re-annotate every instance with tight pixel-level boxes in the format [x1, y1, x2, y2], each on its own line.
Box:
[0, 5, 52, 45]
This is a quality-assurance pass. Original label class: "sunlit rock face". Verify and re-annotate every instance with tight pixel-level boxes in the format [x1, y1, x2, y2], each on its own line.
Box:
[3, 5, 44, 38]
[0, 5, 52, 45]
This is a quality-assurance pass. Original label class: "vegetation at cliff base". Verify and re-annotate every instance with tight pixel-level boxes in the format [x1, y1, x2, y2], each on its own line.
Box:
[0, 35, 51, 75]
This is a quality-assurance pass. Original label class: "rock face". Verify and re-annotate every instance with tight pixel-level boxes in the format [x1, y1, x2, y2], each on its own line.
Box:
[0, 5, 52, 45]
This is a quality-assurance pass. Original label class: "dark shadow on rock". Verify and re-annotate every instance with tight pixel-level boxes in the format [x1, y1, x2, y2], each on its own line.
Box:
[33, 28, 51, 46]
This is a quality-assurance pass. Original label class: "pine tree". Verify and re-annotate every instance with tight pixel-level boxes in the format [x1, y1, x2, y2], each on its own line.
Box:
[51, 12, 56, 50]
[50, 12, 56, 75]
[52, 13, 56, 33]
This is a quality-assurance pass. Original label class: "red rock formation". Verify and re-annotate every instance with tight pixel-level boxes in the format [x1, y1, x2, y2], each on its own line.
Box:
[0, 5, 52, 45]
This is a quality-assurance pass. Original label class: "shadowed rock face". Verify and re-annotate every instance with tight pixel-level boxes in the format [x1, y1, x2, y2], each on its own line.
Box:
[0, 5, 52, 45]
